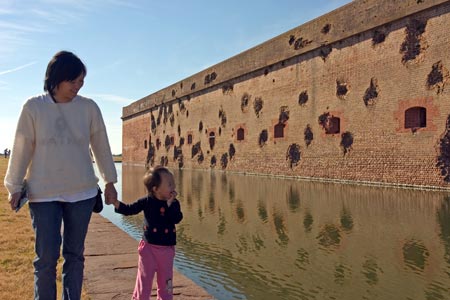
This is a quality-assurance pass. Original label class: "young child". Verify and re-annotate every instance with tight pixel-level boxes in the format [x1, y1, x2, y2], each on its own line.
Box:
[110, 166, 183, 300]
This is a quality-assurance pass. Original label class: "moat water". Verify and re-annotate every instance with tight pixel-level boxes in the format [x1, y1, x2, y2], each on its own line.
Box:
[99, 163, 450, 300]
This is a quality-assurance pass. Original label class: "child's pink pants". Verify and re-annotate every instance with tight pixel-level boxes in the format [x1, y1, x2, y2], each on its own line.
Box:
[132, 240, 175, 300]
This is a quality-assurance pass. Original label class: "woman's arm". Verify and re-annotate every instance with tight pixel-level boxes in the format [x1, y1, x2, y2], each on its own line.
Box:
[4, 104, 35, 209]
[89, 101, 118, 203]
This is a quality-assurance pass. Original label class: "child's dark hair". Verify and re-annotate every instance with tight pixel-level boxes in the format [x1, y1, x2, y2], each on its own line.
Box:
[44, 51, 87, 96]
[143, 166, 171, 195]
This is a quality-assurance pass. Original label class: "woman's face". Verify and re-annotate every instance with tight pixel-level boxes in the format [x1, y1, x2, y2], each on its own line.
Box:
[54, 73, 85, 102]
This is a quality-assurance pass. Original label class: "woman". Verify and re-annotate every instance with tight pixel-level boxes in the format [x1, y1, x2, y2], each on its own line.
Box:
[4, 50, 118, 300]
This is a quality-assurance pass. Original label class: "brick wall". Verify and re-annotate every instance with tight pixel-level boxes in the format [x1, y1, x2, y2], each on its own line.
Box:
[122, 0, 450, 189]
[122, 113, 151, 165]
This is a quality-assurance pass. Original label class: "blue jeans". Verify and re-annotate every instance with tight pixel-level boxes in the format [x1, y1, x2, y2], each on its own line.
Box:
[29, 197, 96, 300]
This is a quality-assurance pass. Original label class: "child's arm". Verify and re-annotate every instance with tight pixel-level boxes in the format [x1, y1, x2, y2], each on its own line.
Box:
[113, 197, 146, 216]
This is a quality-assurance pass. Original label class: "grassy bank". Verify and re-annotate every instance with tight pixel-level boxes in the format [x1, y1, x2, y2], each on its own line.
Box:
[0, 158, 90, 300]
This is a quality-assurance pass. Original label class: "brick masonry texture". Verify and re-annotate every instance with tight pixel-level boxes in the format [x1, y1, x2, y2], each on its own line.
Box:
[122, 0, 450, 189]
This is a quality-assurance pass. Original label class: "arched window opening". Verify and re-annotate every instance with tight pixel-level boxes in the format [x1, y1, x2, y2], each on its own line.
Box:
[170, 136, 175, 145]
[156, 138, 161, 150]
[326, 117, 340, 134]
[237, 128, 245, 141]
[209, 132, 216, 150]
[144, 140, 148, 149]
[274, 123, 285, 138]
[405, 107, 426, 129]
[187, 134, 193, 144]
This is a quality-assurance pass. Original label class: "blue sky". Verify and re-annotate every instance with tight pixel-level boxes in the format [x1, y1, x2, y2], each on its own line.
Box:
[0, 0, 351, 155]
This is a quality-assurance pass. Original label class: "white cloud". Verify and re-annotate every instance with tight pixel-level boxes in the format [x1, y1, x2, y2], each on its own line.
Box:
[40, 0, 140, 12]
[0, 14, 48, 64]
[40, 0, 94, 11]
[0, 80, 9, 90]
[88, 93, 132, 105]
[0, 31, 33, 62]
[30, 8, 85, 24]
[0, 61, 38, 76]
[0, 0, 141, 64]
[0, 8, 13, 14]
[0, 20, 47, 32]
[106, 0, 140, 9]
[0, 0, 14, 14]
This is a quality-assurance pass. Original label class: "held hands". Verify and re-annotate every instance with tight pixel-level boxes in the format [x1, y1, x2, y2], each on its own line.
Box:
[104, 182, 118, 207]
[9, 184, 120, 211]
[8, 192, 21, 211]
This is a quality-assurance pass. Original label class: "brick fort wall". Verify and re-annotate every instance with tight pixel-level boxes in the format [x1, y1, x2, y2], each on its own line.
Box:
[122, 0, 450, 189]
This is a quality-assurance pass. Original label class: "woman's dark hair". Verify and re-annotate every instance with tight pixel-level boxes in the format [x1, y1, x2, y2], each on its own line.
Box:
[143, 166, 171, 195]
[44, 51, 87, 95]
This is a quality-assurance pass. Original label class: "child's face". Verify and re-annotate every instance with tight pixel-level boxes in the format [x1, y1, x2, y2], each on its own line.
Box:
[153, 172, 176, 201]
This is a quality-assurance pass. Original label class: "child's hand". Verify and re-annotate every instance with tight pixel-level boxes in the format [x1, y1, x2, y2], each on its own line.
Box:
[106, 197, 120, 209]
[167, 191, 177, 207]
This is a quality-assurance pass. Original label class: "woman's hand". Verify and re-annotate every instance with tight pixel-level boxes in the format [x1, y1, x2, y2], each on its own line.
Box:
[104, 182, 118, 205]
[9, 192, 21, 211]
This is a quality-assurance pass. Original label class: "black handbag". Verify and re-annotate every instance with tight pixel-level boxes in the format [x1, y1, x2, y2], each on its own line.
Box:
[93, 186, 103, 213]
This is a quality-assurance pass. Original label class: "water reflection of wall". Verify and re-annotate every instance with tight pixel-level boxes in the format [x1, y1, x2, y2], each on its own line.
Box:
[122, 165, 450, 300]
[122, 164, 147, 202]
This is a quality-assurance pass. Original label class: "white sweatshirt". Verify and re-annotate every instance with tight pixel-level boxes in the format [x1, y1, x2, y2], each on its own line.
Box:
[4, 93, 117, 200]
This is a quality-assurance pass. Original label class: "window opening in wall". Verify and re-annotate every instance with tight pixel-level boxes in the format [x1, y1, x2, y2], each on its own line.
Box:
[405, 107, 426, 129]
[170, 136, 175, 145]
[237, 128, 245, 141]
[156, 138, 161, 150]
[144, 140, 147, 149]
[274, 123, 285, 138]
[187, 134, 193, 144]
[209, 132, 216, 150]
[326, 117, 340, 134]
